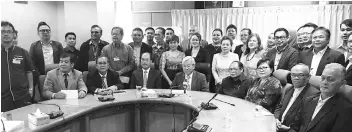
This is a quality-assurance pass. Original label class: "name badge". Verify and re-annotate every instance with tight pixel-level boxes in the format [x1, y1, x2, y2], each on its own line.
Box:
[114, 57, 120, 61]
[12, 56, 23, 64]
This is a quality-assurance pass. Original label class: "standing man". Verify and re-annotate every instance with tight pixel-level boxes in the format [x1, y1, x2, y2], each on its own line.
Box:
[128, 28, 152, 68]
[144, 27, 156, 46]
[62, 32, 79, 63]
[226, 24, 243, 51]
[265, 28, 299, 71]
[299, 27, 345, 76]
[2, 21, 34, 112]
[337, 19, 352, 54]
[165, 28, 175, 42]
[130, 53, 161, 89]
[76, 25, 109, 72]
[151, 27, 168, 70]
[293, 23, 318, 52]
[180, 25, 208, 51]
[101, 26, 135, 85]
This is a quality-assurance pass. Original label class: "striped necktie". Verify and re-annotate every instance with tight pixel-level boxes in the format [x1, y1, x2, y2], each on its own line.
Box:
[101, 75, 107, 89]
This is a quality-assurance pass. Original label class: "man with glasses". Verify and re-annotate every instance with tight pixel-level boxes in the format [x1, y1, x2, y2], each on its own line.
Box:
[86, 56, 124, 95]
[299, 27, 345, 76]
[2, 21, 34, 112]
[171, 56, 208, 91]
[265, 28, 299, 71]
[293, 23, 318, 52]
[128, 28, 152, 68]
[76, 25, 109, 72]
[274, 63, 319, 132]
[218, 61, 251, 99]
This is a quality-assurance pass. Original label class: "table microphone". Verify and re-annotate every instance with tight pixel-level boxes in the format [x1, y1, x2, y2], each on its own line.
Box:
[26, 102, 64, 119]
[158, 85, 180, 98]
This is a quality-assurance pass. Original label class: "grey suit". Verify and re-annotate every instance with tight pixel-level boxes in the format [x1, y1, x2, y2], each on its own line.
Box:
[171, 71, 209, 92]
[265, 46, 299, 70]
[42, 68, 87, 99]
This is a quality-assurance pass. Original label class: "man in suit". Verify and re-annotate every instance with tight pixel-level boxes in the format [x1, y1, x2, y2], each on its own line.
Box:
[171, 56, 208, 91]
[42, 53, 87, 99]
[289, 63, 352, 132]
[299, 27, 345, 76]
[265, 28, 299, 71]
[76, 25, 109, 72]
[275, 63, 320, 132]
[293, 23, 318, 52]
[130, 53, 161, 89]
[128, 28, 152, 68]
[86, 56, 124, 95]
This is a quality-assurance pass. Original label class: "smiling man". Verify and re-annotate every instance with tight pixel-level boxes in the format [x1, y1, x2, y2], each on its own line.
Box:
[337, 19, 352, 55]
[128, 28, 152, 68]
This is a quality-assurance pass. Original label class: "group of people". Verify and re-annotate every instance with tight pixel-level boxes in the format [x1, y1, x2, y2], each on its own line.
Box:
[2, 18, 352, 132]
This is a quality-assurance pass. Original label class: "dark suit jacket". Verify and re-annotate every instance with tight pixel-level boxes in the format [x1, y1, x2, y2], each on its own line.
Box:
[289, 94, 352, 132]
[234, 44, 244, 59]
[130, 68, 161, 89]
[185, 47, 210, 63]
[346, 64, 352, 86]
[128, 42, 152, 61]
[86, 69, 124, 94]
[299, 47, 346, 76]
[29, 40, 63, 75]
[274, 84, 320, 127]
[265, 46, 299, 70]
[76, 39, 109, 72]
[171, 71, 208, 92]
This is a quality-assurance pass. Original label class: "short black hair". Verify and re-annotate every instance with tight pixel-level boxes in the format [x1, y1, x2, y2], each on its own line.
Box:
[111, 26, 124, 36]
[168, 35, 179, 43]
[65, 32, 76, 39]
[297, 22, 318, 32]
[1, 21, 16, 32]
[213, 28, 223, 36]
[91, 25, 102, 34]
[145, 27, 155, 32]
[340, 19, 352, 29]
[274, 28, 289, 37]
[96, 55, 109, 65]
[226, 24, 237, 33]
[257, 58, 274, 74]
[156, 27, 166, 35]
[241, 28, 252, 35]
[132, 27, 143, 34]
[220, 36, 233, 46]
[230, 61, 244, 70]
[60, 53, 75, 64]
[312, 26, 331, 41]
[37, 21, 50, 32]
[166, 28, 175, 33]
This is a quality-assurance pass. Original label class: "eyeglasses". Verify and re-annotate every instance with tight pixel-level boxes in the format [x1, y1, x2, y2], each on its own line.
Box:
[256, 66, 270, 70]
[274, 36, 287, 40]
[290, 73, 308, 78]
[39, 29, 51, 33]
[1, 30, 14, 34]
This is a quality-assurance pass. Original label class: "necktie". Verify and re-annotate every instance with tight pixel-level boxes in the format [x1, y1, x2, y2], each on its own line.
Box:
[143, 70, 148, 88]
[185, 75, 190, 90]
[101, 75, 107, 89]
[64, 73, 69, 89]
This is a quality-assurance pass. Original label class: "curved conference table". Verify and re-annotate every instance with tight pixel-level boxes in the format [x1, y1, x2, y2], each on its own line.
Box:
[8, 89, 276, 132]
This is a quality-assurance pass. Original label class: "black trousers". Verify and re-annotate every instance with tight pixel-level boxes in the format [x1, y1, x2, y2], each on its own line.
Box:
[1, 93, 31, 112]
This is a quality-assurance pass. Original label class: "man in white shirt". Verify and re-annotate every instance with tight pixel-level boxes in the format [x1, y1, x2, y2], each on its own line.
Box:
[289, 63, 352, 132]
[274, 63, 319, 132]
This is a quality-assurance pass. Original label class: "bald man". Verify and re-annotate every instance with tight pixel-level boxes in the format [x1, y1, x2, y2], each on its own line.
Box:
[180, 25, 208, 51]
[274, 63, 320, 132]
[289, 63, 352, 132]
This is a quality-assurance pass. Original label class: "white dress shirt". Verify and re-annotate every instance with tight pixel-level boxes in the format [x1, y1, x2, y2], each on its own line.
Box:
[310, 47, 328, 75]
[345, 52, 352, 70]
[281, 86, 305, 122]
[274, 53, 282, 70]
[42, 41, 54, 66]
[142, 68, 150, 87]
[185, 72, 193, 91]
[311, 95, 333, 121]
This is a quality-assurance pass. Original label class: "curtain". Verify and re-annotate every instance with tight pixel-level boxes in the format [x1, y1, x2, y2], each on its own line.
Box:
[171, 4, 352, 49]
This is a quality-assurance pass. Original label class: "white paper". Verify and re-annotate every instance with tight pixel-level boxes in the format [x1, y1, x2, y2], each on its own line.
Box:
[61, 90, 78, 99]
[120, 76, 130, 83]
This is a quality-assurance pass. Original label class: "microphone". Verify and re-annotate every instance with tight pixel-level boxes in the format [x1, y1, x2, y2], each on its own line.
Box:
[214, 98, 235, 106]
[158, 85, 180, 98]
[29, 102, 65, 119]
[97, 89, 115, 102]
[181, 93, 218, 131]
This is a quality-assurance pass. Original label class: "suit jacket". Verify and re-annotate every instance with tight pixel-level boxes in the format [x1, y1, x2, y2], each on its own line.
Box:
[265, 46, 299, 70]
[76, 39, 109, 72]
[185, 47, 211, 63]
[346, 64, 352, 86]
[86, 69, 124, 94]
[29, 40, 63, 75]
[299, 47, 346, 76]
[274, 84, 320, 127]
[128, 42, 152, 61]
[42, 68, 88, 99]
[289, 94, 352, 132]
[171, 71, 208, 92]
[234, 44, 244, 59]
[130, 68, 161, 89]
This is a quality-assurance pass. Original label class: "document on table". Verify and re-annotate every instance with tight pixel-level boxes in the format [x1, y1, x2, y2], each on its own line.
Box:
[61, 90, 78, 99]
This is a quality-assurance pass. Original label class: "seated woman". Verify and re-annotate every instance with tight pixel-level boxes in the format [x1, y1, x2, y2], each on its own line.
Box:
[160, 35, 185, 89]
[212, 36, 239, 92]
[240, 33, 264, 79]
[245, 58, 282, 113]
[185, 32, 210, 81]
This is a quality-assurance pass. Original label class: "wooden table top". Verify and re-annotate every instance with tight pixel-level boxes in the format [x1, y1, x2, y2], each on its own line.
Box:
[7, 89, 276, 132]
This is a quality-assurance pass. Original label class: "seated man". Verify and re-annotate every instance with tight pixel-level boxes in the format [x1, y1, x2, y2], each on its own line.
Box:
[130, 53, 161, 89]
[274, 63, 320, 132]
[87, 56, 124, 95]
[171, 56, 208, 91]
[289, 63, 352, 132]
[43, 53, 87, 99]
[218, 61, 251, 99]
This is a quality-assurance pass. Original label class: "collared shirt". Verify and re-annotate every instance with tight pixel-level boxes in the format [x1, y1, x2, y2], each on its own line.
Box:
[311, 95, 334, 120]
[142, 68, 150, 81]
[310, 46, 328, 75]
[63, 46, 79, 62]
[146, 41, 156, 47]
[152, 42, 167, 70]
[101, 42, 135, 74]
[346, 54, 352, 70]
[88, 40, 101, 61]
[185, 72, 193, 91]
[344, 51, 352, 63]
[281, 86, 305, 122]
[61, 71, 72, 77]
[132, 43, 142, 67]
[274, 44, 289, 70]
[336, 43, 347, 54]
[219, 74, 251, 99]
[41, 41, 54, 66]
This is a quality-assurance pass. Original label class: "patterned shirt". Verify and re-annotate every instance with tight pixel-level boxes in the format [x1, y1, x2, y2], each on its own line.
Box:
[151, 42, 168, 70]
